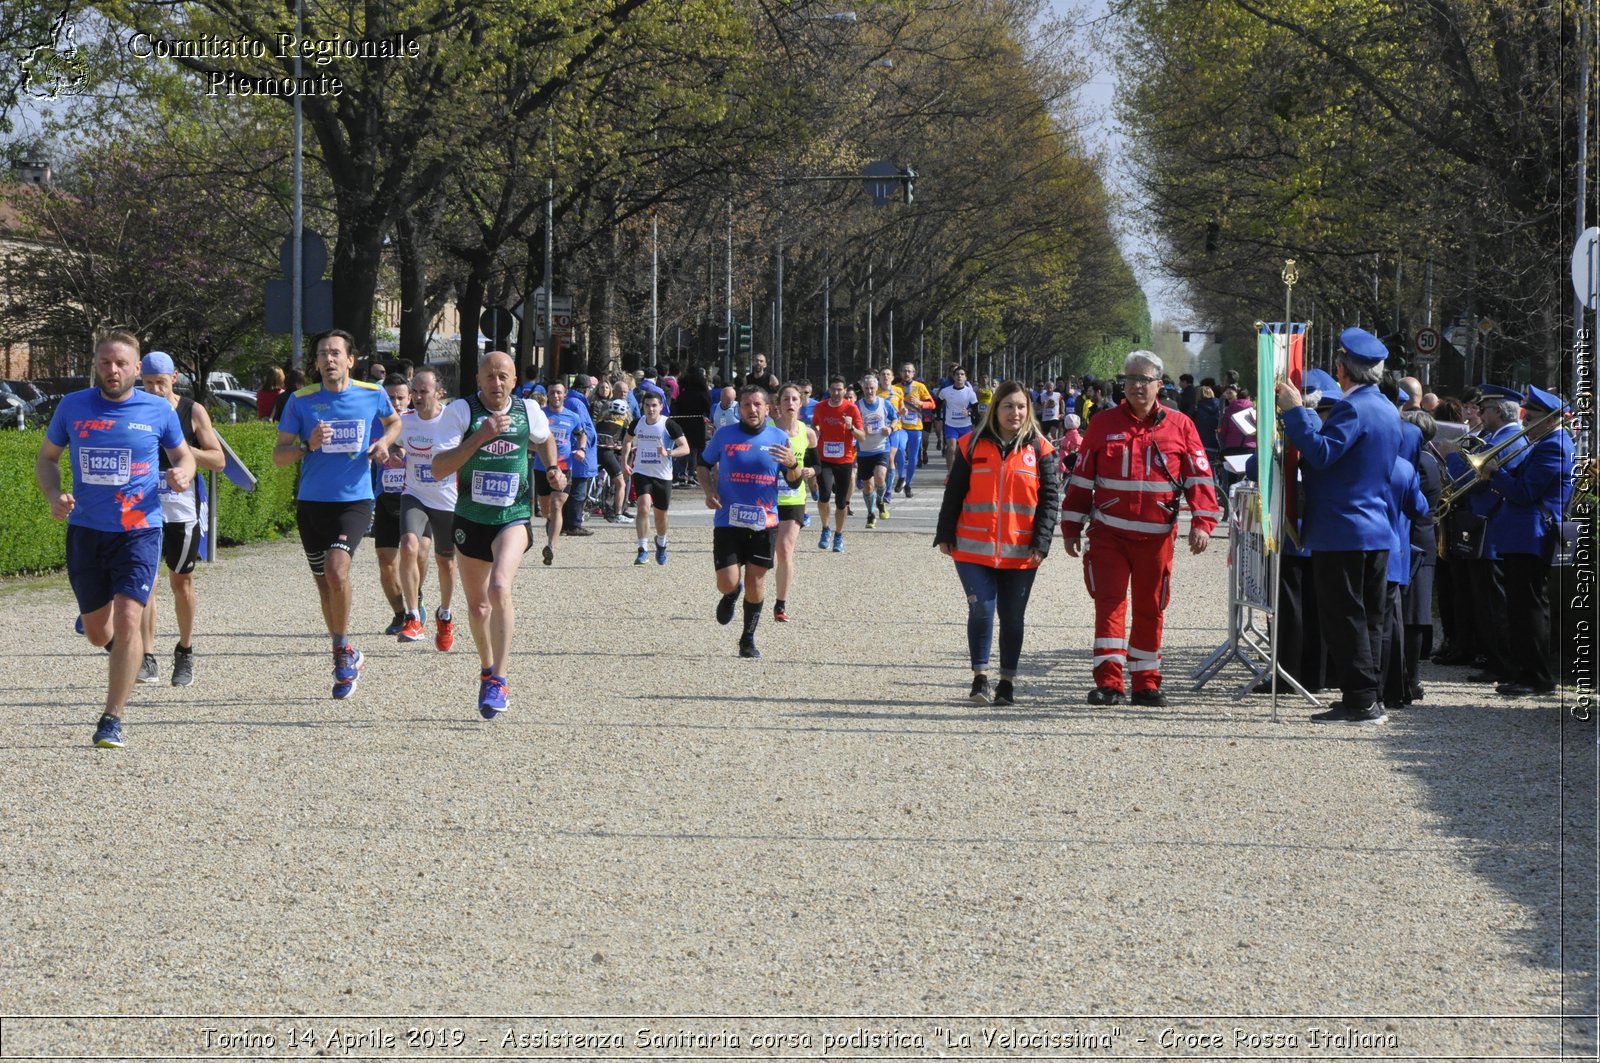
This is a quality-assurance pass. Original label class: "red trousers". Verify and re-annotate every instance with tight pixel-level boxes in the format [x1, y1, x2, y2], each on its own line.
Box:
[1083, 526, 1175, 692]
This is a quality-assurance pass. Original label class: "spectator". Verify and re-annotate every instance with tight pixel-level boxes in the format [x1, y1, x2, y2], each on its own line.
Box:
[270, 368, 304, 421]
[257, 366, 285, 419]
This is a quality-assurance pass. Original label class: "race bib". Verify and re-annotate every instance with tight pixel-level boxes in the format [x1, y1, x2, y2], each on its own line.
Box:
[901, 405, 921, 425]
[409, 458, 437, 485]
[78, 447, 132, 486]
[381, 466, 405, 493]
[321, 419, 365, 454]
[865, 413, 884, 432]
[470, 470, 520, 507]
[822, 440, 845, 459]
[636, 439, 664, 468]
[730, 503, 766, 530]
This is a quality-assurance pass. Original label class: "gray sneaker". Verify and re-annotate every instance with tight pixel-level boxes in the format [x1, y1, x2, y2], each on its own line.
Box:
[137, 653, 160, 684]
[171, 648, 195, 687]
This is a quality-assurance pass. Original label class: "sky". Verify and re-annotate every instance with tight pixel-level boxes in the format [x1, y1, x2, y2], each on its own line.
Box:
[1049, 0, 1196, 336]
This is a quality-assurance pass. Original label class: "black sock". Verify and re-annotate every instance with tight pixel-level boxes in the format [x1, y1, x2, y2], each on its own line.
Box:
[742, 600, 762, 638]
[774, 599, 786, 614]
[175, 643, 192, 655]
[103, 638, 114, 653]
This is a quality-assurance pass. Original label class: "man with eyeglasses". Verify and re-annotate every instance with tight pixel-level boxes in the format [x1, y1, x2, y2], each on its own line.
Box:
[1060, 351, 1220, 708]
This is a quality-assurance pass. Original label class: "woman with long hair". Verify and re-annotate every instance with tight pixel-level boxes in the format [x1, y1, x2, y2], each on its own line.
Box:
[934, 380, 1060, 705]
[771, 382, 819, 623]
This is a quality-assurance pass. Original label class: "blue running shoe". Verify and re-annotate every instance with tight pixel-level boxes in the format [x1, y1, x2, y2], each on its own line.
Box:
[92, 714, 123, 748]
[384, 612, 406, 636]
[74, 615, 84, 635]
[634, 547, 648, 566]
[478, 675, 508, 719]
[832, 532, 845, 553]
[332, 646, 364, 700]
[818, 527, 832, 550]
[656, 541, 668, 565]
[801, 512, 812, 528]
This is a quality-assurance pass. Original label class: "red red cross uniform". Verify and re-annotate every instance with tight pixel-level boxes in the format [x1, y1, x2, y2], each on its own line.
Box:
[1060, 402, 1220, 693]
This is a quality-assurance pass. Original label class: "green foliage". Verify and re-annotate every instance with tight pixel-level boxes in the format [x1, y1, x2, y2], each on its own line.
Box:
[0, 423, 298, 578]
[0, 430, 71, 575]
[213, 423, 299, 545]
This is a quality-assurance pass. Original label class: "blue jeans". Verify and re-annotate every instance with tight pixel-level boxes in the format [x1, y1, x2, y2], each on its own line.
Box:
[955, 561, 1039, 677]
[563, 477, 592, 527]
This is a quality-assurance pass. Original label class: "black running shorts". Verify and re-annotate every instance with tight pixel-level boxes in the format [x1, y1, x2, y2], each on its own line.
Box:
[297, 500, 373, 576]
[815, 461, 853, 508]
[161, 520, 203, 575]
[452, 514, 532, 563]
[630, 474, 672, 510]
[712, 525, 776, 571]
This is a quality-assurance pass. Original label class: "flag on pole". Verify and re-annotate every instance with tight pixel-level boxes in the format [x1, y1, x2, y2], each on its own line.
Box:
[1256, 322, 1307, 553]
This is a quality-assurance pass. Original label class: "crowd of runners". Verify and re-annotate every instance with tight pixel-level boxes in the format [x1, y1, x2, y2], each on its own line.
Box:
[39, 329, 1581, 747]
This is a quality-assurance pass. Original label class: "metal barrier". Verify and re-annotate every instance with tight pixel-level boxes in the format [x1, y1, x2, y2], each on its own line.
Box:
[1189, 483, 1321, 718]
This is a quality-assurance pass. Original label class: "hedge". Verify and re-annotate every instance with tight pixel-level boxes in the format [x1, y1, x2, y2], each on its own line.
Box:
[0, 421, 299, 577]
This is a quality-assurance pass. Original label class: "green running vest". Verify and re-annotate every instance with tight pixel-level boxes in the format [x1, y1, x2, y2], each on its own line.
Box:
[454, 395, 533, 525]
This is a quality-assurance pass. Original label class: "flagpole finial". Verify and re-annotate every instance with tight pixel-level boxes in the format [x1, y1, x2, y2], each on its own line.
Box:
[1282, 259, 1298, 288]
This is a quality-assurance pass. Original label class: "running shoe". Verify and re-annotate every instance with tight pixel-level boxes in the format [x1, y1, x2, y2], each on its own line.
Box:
[478, 675, 508, 719]
[171, 648, 194, 687]
[137, 653, 159, 684]
[818, 528, 832, 550]
[434, 611, 455, 652]
[738, 638, 762, 660]
[716, 590, 740, 626]
[774, 605, 790, 623]
[74, 615, 84, 635]
[865, 515, 877, 529]
[384, 611, 406, 636]
[398, 616, 425, 642]
[332, 647, 364, 700]
[800, 512, 812, 528]
[92, 714, 124, 749]
[542, 544, 554, 566]
[878, 502, 890, 520]
[655, 541, 668, 565]
[832, 533, 845, 553]
[634, 547, 648, 565]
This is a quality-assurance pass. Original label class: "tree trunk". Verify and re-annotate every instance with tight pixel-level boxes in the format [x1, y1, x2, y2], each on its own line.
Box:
[330, 204, 386, 358]
[458, 268, 486, 395]
[396, 209, 430, 365]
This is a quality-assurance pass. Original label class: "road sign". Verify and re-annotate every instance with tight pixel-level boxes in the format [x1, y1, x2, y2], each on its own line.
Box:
[1574, 227, 1600, 309]
[534, 294, 573, 341]
[1413, 327, 1441, 356]
[1412, 350, 1438, 366]
[481, 306, 516, 349]
[277, 229, 328, 281]
[863, 160, 900, 207]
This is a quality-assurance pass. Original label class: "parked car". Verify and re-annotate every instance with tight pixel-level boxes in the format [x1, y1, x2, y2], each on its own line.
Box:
[207, 389, 261, 422]
[208, 371, 242, 393]
[0, 380, 49, 428]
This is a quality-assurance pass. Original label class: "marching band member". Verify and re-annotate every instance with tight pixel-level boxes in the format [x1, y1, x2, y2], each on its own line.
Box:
[1479, 385, 1575, 696]
[1274, 327, 1401, 725]
[1060, 351, 1219, 708]
[1452, 385, 1528, 685]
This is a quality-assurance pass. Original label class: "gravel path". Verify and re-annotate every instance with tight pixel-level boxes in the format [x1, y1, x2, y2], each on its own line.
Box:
[1, 483, 1593, 1059]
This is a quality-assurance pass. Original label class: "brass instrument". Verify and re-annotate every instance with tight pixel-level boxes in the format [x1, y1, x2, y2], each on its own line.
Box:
[1435, 407, 1567, 518]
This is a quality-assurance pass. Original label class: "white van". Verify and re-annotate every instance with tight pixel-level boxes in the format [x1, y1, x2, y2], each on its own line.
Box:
[207, 371, 242, 392]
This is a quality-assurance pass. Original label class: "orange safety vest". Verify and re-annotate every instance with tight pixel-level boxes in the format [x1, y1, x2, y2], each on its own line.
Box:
[951, 433, 1053, 569]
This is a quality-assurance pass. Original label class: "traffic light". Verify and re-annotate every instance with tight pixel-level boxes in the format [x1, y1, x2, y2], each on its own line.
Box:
[717, 327, 729, 360]
[736, 323, 752, 356]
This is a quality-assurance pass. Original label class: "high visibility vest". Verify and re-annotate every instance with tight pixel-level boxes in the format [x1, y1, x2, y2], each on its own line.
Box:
[951, 433, 1052, 569]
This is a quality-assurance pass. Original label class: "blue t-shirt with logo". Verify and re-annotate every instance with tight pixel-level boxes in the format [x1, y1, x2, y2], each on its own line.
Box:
[701, 421, 788, 530]
[47, 388, 185, 533]
[280, 382, 396, 502]
[533, 408, 582, 471]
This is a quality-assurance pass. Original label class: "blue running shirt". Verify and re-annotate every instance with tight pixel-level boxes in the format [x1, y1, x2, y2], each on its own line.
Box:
[47, 389, 185, 533]
[701, 421, 789, 529]
[280, 381, 395, 502]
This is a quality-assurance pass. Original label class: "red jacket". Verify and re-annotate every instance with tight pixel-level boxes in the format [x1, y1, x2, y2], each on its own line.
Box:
[1060, 401, 1220, 539]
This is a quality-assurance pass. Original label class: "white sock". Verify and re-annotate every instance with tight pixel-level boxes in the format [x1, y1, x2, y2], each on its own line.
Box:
[655, 535, 667, 547]
[638, 538, 648, 549]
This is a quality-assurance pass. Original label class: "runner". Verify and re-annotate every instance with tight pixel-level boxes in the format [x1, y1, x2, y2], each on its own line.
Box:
[396, 367, 460, 649]
[372, 374, 413, 635]
[855, 373, 895, 528]
[37, 331, 196, 747]
[698, 385, 799, 658]
[136, 351, 225, 687]
[429, 351, 560, 719]
[878, 366, 905, 501]
[1038, 380, 1064, 440]
[533, 379, 585, 566]
[938, 365, 979, 468]
[623, 389, 689, 565]
[893, 361, 936, 496]
[274, 329, 402, 699]
[771, 382, 819, 622]
[810, 375, 863, 552]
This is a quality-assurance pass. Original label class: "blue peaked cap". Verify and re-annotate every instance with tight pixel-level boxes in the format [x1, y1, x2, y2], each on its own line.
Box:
[1338, 327, 1387, 364]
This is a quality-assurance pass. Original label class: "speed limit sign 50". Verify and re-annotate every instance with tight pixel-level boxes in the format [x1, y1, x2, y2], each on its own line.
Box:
[1413, 328, 1441, 356]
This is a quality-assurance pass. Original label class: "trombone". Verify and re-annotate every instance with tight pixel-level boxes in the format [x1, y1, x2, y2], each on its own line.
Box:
[1436, 406, 1566, 517]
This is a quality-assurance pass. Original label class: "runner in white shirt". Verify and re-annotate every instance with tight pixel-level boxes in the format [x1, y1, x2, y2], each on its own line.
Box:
[855, 374, 895, 529]
[623, 389, 690, 565]
[396, 367, 462, 649]
[1038, 384, 1063, 440]
[937, 366, 979, 469]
